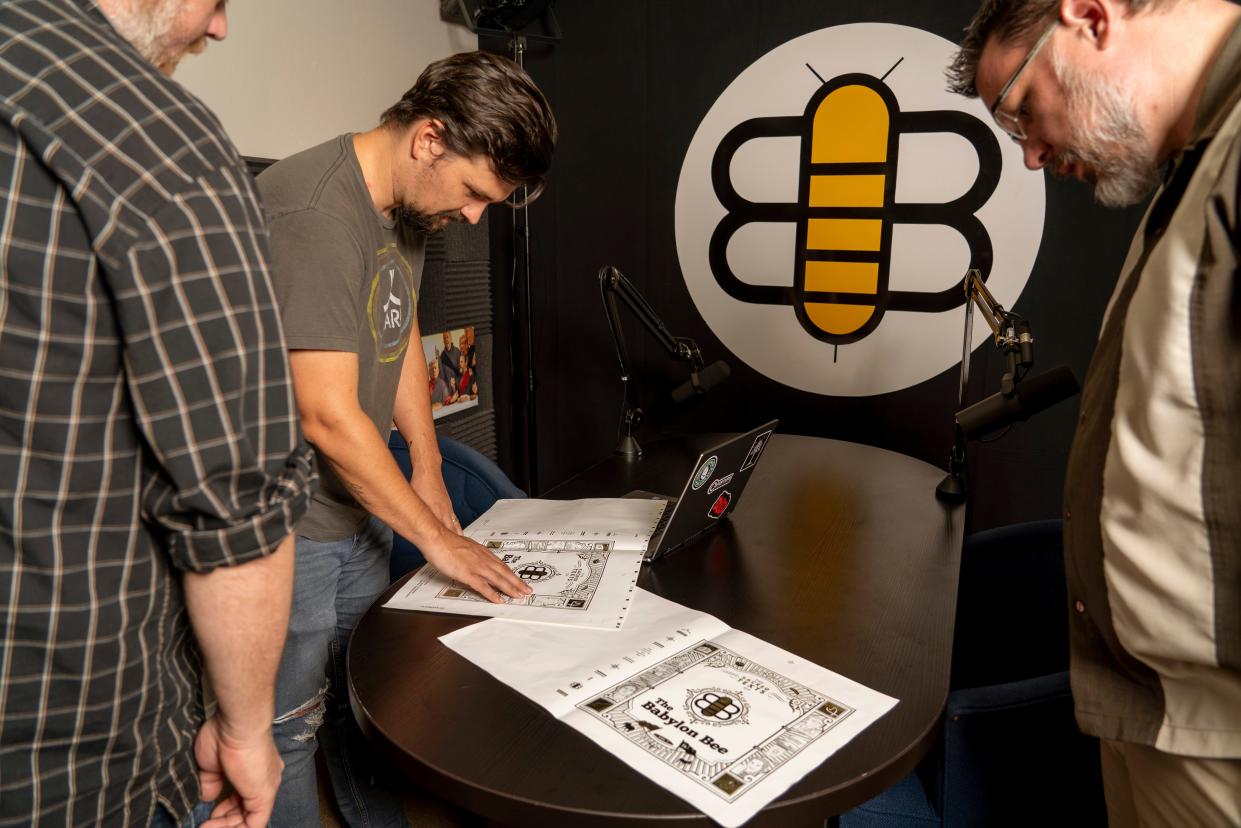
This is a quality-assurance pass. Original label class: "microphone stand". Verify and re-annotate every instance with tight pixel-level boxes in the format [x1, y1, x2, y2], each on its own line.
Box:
[598, 266, 704, 460]
[936, 269, 1034, 502]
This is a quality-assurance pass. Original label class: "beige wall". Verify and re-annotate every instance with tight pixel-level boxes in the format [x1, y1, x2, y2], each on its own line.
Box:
[176, 1, 476, 160]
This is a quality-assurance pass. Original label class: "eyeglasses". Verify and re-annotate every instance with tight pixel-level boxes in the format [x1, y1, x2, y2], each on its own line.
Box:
[990, 20, 1058, 142]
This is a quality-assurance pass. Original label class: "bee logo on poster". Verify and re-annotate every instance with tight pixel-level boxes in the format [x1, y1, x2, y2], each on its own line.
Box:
[675, 23, 1045, 396]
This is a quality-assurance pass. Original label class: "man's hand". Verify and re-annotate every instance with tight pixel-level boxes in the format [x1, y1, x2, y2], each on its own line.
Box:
[423, 530, 533, 603]
[196, 715, 284, 828]
[413, 470, 461, 535]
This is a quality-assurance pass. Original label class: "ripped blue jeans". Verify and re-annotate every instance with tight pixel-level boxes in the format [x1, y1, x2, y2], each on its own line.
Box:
[269, 517, 408, 828]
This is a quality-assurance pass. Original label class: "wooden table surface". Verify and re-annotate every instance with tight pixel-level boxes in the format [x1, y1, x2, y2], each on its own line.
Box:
[349, 434, 965, 826]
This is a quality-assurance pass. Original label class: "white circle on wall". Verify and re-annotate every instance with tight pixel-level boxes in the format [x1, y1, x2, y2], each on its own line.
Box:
[674, 22, 1045, 397]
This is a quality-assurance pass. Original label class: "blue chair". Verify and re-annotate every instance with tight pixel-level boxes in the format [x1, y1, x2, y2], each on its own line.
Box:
[842, 520, 1105, 827]
[387, 431, 526, 579]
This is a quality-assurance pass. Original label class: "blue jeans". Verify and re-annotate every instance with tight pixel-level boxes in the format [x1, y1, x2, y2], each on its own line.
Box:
[269, 517, 408, 828]
[151, 801, 214, 828]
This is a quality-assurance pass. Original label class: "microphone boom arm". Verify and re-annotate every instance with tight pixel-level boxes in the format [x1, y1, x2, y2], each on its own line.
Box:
[600, 266, 703, 370]
[938, 268, 1033, 502]
[965, 268, 1034, 395]
[599, 265, 705, 459]
[938, 270, 1080, 502]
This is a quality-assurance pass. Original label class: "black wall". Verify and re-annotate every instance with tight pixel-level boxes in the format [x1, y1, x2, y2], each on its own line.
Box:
[493, 1, 1147, 532]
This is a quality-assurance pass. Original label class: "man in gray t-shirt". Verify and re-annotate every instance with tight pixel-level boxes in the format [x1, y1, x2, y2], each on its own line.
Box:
[262, 132, 426, 541]
[258, 52, 556, 827]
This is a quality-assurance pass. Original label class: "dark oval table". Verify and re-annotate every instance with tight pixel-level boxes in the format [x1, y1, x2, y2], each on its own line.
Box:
[349, 434, 964, 827]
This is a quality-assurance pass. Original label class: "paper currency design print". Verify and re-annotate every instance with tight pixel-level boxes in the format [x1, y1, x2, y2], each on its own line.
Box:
[436, 540, 610, 610]
[579, 641, 854, 801]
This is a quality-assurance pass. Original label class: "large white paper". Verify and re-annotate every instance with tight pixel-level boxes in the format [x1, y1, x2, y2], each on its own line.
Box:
[383, 497, 666, 629]
[441, 589, 897, 827]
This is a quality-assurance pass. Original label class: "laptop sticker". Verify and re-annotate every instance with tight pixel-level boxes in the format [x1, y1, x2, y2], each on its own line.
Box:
[739, 430, 773, 471]
[692, 455, 719, 490]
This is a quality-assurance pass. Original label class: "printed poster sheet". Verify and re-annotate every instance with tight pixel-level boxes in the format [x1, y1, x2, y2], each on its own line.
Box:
[441, 589, 897, 827]
[383, 497, 667, 629]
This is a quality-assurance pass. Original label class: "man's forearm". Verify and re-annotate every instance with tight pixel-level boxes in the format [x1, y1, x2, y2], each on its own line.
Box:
[182, 535, 295, 736]
[392, 347, 442, 482]
[397, 414, 441, 484]
[311, 405, 451, 549]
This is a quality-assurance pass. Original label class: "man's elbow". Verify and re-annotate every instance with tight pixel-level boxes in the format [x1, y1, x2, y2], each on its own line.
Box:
[296, 403, 353, 452]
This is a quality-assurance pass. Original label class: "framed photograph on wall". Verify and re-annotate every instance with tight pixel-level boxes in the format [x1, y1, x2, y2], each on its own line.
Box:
[424, 325, 479, 420]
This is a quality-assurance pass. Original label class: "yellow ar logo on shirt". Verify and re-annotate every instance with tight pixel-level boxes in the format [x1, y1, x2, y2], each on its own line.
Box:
[367, 242, 416, 363]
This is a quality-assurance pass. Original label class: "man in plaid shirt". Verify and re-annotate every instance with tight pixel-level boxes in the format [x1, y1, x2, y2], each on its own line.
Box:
[1, 1, 316, 826]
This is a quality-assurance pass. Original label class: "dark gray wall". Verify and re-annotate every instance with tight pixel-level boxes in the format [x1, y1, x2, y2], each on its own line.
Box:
[417, 216, 502, 459]
[492, 2, 1147, 531]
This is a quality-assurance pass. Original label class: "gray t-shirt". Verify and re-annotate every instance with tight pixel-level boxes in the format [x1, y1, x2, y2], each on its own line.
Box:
[259, 134, 425, 540]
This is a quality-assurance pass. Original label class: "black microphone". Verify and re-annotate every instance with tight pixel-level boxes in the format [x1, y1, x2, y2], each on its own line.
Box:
[671, 360, 731, 404]
[956, 365, 1080, 439]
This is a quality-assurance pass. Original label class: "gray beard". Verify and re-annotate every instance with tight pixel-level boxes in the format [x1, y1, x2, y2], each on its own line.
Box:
[103, 0, 193, 74]
[1053, 50, 1161, 208]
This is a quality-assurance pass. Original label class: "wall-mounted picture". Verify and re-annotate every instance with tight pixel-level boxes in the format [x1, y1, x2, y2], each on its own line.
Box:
[424, 325, 479, 420]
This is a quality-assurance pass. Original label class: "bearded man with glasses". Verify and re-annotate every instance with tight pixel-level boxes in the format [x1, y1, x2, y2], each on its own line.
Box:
[949, 0, 1241, 824]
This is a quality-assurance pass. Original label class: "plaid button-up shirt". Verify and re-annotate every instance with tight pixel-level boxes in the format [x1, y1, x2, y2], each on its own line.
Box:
[0, 1, 316, 825]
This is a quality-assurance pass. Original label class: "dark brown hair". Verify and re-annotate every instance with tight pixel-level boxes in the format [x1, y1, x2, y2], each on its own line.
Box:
[381, 51, 557, 203]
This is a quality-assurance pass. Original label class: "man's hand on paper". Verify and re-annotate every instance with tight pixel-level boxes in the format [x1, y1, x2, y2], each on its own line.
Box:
[425, 531, 533, 603]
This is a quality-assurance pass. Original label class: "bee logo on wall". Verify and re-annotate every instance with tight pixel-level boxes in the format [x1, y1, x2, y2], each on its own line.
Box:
[676, 24, 1045, 396]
